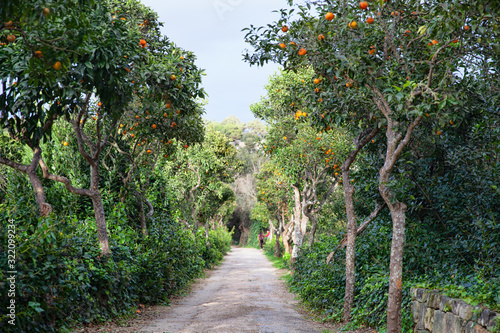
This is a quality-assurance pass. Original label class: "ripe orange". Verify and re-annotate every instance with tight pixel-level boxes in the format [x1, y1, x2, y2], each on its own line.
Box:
[97, 102, 102, 107]
[6, 34, 15, 43]
[313, 78, 321, 84]
[131, 134, 135, 138]
[152, 124, 157, 129]
[135, 115, 140, 119]
[290, 41, 297, 46]
[452, 39, 458, 43]
[35, 50, 43, 58]
[436, 130, 442, 135]
[5, 21, 13, 27]
[325, 12, 335, 21]
[176, 109, 181, 114]
[166, 102, 172, 109]
[279, 43, 286, 49]
[369, 49, 376, 55]
[170, 122, 177, 128]
[281, 25, 289, 32]
[170, 74, 176, 80]
[43, 8, 50, 16]
[464, 25, 470, 30]
[318, 34, 325, 41]
[63, 141, 68, 146]
[359, 1, 368, 10]
[147, 149, 152, 154]
[366, 17, 374, 24]
[53, 61, 62, 70]
[432, 39, 438, 45]
[298, 48, 307, 56]
[349, 21, 357, 29]
[184, 144, 189, 148]
[163, 112, 168, 117]
[139, 39, 147, 48]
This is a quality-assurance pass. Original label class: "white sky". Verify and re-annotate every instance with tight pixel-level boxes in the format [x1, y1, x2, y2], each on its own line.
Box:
[140, 0, 284, 124]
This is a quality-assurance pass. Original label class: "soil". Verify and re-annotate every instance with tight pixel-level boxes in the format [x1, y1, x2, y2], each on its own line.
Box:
[76, 246, 377, 333]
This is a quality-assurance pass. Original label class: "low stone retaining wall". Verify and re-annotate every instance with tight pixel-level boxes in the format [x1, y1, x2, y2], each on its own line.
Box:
[411, 288, 498, 333]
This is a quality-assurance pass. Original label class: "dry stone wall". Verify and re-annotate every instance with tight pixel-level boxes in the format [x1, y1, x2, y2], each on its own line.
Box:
[411, 288, 499, 333]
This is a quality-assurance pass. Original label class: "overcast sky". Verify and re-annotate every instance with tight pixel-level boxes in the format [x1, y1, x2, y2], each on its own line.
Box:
[140, 0, 284, 124]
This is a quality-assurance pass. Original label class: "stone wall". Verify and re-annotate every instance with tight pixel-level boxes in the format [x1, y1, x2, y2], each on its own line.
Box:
[411, 288, 498, 333]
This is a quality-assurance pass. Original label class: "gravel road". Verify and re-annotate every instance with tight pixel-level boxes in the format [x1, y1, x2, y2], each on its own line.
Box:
[77, 246, 376, 333]
[134, 246, 330, 333]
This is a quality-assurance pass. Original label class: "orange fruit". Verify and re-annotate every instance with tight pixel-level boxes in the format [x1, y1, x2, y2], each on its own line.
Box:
[313, 78, 321, 84]
[366, 17, 374, 24]
[432, 39, 438, 45]
[298, 48, 307, 56]
[170, 75, 176, 80]
[176, 109, 181, 114]
[464, 25, 470, 30]
[152, 124, 157, 129]
[6, 34, 15, 43]
[63, 141, 68, 146]
[452, 39, 458, 43]
[349, 21, 357, 29]
[281, 25, 289, 32]
[43, 8, 50, 16]
[184, 144, 189, 148]
[170, 122, 177, 127]
[166, 102, 172, 109]
[135, 115, 140, 119]
[436, 130, 442, 135]
[290, 41, 297, 46]
[147, 149, 152, 154]
[279, 43, 286, 49]
[369, 49, 376, 55]
[131, 134, 135, 138]
[97, 102, 102, 107]
[5, 21, 13, 27]
[35, 50, 43, 58]
[325, 12, 335, 21]
[359, 1, 368, 10]
[318, 34, 325, 41]
[53, 61, 62, 70]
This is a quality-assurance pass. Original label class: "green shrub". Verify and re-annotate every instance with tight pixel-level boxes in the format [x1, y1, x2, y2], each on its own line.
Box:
[0, 204, 233, 332]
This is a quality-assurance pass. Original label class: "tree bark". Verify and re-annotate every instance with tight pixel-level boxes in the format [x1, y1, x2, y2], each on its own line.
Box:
[91, 192, 110, 256]
[0, 147, 52, 216]
[370, 83, 422, 333]
[342, 127, 380, 322]
[342, 168, 357, 323]
[138, 199, 148, 236]
[307, 215, 318, 247]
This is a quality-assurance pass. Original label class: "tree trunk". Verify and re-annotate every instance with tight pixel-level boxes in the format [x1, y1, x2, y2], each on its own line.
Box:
[307, 215, 318, 247]
[138, 199, 148, 236]
[0, 147, 52, 216]
[291, 185, 304, 263]
[342, 168, 356, 322]
[91, 193, 110, 256]
[385, 203, 407, 333]
[282, 217, 294, 255]
[89, 162, 110, 256]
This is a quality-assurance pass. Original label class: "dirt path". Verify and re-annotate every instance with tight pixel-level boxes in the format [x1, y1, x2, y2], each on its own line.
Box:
[133, 246, 332, 333]
[78, 246, 376, 333]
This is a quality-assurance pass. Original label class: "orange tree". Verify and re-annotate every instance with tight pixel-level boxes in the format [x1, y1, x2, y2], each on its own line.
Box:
[253, 160, 293, 257]
[244, 0, 499, 330]
[252, 69, 352, 261]
[102, 1, 206, 236]
[1, 0, 141, 256]
[0, 0, 136, 218]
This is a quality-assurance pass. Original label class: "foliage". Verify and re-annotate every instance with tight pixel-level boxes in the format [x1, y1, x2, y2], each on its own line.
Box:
[0, 201, 233, 332]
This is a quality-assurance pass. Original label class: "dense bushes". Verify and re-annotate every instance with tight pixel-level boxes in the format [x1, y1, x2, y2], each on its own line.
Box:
[290, 209, 499, 332]
[0, 202, 232, 332]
